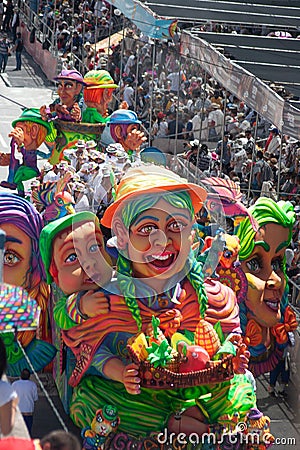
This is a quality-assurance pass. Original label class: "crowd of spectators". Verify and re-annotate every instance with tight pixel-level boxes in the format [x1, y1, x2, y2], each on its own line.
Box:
[1, 2, 299, 196]
[1, 0, 299, 278]
[2, 1, 298, 210]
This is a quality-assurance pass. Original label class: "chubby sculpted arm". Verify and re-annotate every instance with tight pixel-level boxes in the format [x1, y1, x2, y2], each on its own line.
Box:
[79, 290, 110, 317]
[103, 359, 141, 395]
[55, 291, 110, 328]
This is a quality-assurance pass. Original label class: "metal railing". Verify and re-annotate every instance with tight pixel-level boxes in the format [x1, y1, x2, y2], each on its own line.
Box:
[20, 3, 58, 56]
[19, 2, 126, 77]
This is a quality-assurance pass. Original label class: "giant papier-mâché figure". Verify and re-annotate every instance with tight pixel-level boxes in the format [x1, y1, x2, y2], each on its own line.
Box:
[0, 108, 52, 196]
[41, 165, 267, 445]
[0, 192, 56, 375]
[237, 197, 297, 377]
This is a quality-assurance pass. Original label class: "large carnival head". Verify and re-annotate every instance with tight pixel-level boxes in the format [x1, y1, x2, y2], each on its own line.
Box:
[0, 192, 47, 291]
[108, 109, 141, 152]
[237, 198, 295, 328]
[83, 70, 118, 116]
[12, 108, 52, 151]
[39, 212, 112, 295]
[54, 69, 86, 108]
[102, 164, 206, 289]
[101, 165, 207, 330]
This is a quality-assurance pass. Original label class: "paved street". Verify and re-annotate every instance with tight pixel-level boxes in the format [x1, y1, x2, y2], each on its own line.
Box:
[0, 50, 299, 449]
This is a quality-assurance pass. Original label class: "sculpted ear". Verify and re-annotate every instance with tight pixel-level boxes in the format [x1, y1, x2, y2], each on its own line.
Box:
[31, 123, 39, 140]
[112, 216, 129, 250]
[113, 124, 123, 141]
[103, 88, 112, 102]
[74, 83, 82, 96]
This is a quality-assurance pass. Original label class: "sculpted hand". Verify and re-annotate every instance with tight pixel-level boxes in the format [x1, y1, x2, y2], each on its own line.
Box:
[122, 363, 141, 395]
[55, 104, 69, 116]
[8, 127, 25, 147]
[70, 103, 81, 122]
[228, 334, 243, 346]
[40, 105, 48, 120]
[119, 101, 129, 109]
[158, 309, 183, 338]
[126, 129, 147, 152]
[232, 343, 250, 374]
[80, 290, 109, 317]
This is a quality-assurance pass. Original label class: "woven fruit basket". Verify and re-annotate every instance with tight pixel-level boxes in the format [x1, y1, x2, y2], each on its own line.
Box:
[127, 344, 234, 390]
[56, 119, 105, 136]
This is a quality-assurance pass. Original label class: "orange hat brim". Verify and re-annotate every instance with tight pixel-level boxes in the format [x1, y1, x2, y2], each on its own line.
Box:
[101, 172, 207, 229]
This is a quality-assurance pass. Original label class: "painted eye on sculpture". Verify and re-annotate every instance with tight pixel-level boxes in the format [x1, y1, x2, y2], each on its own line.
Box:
[168, 220, 186, 232]
[111, 420, 118, 427]
[223, 249, 233, 259]
[246, 257, 261, 273]
[271, 258, 282, 272]
[89, 243, 100, 253]
[65, 252, 78, 263]
[138, 224, 157, 235]
[96, 415, 103, 423]
[4, 251, 21, 266]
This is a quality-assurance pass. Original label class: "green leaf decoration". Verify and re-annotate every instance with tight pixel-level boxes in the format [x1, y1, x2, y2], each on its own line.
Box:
[182, 345, 187, 357]
[214, 321, 225, 344]
[146, 340, 173, 368]
[151, 315, 160, 340]
[183, 329, 195, 343]
[216, 341, 236, 356]
[199, 279, 208, 319]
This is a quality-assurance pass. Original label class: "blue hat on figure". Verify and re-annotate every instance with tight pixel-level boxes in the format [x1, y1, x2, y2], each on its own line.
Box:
[109, 110, 141, 125]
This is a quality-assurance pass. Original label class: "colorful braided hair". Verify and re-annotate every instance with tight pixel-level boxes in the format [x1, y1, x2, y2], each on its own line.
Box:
[237, 198, 295, 262]
[0, 192, 51, 343]
[237, 197, 295, 342]
[116, 190, 208, 330]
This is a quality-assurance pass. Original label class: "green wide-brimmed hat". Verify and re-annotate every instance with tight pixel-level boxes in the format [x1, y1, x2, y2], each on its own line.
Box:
[12, 108, 52, 136]
[39, 211, 98, 284]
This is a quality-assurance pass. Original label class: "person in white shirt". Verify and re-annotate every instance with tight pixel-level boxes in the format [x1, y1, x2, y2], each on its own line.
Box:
[42, 162, 60, 183]
[191, 109, 209, 141]
[94, 0, 104, 18]
[151, 112, 168, 138]
[12, 368, 37, 435]
[73, 182, 90, 212]
[123, 78, 135, 109]
[266, 127, 281, 157]
[167, 70, 184, 94]
[124, 53, 136, 78]
[208, 103, 224, 141]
